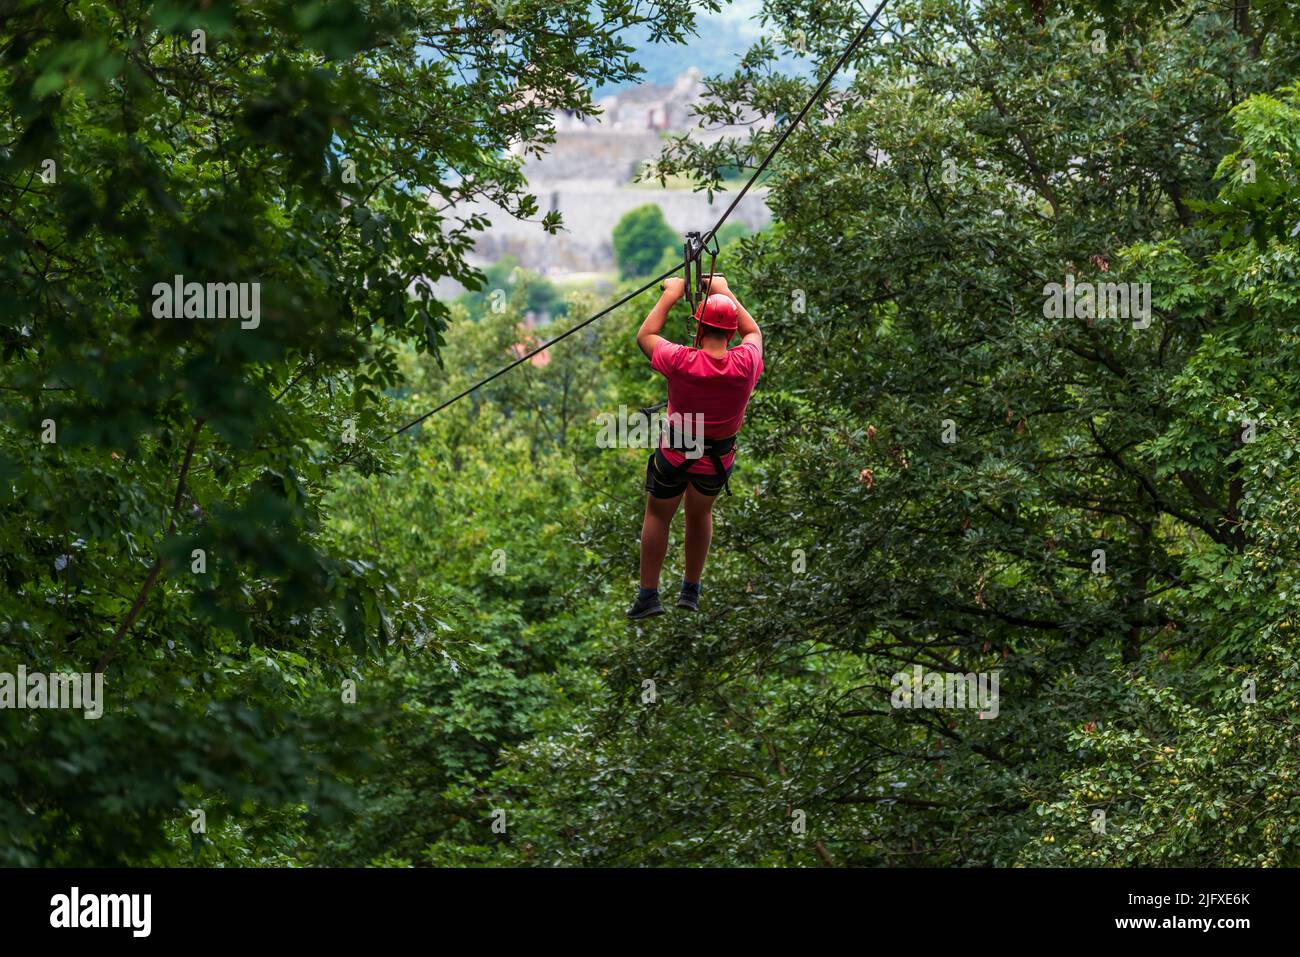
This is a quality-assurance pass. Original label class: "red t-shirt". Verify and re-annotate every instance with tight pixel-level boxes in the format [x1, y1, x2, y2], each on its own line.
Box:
[650, 339, 764, 474]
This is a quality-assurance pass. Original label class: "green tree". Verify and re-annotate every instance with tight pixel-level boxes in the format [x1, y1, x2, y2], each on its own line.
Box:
[457, 256, 566, 321]
[0, 0, 707, 865]
[613, 203, 677, 279]
[1019, 83, 1300, 866]
[474, 0, 1300, 867]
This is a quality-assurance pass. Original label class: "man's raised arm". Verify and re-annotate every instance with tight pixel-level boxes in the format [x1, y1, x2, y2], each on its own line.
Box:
[636, 276, 684, 360]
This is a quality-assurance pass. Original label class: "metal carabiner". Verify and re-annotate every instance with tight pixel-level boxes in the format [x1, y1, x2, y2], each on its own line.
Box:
[683, 230, 703, 331]
[699, 231, 720, 301]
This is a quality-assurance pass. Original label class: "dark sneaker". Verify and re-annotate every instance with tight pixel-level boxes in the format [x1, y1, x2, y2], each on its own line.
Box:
[676, 588, 700, 612]
[627, 591, 664, 620]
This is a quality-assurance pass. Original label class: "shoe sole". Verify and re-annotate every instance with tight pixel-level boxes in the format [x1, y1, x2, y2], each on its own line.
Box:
[676, 600, 699, 611]
[627, 606, 664, 620]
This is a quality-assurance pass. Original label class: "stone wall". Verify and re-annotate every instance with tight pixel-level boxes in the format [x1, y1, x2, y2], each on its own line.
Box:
[521, 130, 664, 185]
[432, 70, 773, 284]
[464, 183, 770, 276]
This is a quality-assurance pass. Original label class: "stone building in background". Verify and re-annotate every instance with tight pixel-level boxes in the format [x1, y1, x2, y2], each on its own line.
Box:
[445, 69, 772, 286]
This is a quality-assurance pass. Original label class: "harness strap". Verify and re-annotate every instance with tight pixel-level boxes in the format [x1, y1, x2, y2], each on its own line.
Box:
[664, 427, 735, 457]
[656, 428, 737, 495]
[690, 232, 720, 348]
[707, 448, 732, 495]
[699, 233, 719, 300]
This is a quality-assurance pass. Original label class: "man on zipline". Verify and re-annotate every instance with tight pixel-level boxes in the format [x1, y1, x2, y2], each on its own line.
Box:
[626, 274, 763, 619]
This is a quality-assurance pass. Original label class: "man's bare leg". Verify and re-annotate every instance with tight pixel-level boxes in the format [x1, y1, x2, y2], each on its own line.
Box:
[682, 484, 717, 585]
[639, 491, 683, 589]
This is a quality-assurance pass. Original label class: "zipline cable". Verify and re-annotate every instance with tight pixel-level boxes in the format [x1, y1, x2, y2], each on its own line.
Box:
[389, 0, 891, 438]
[391, 262, 683, 436]
[698, 0, 891, 250]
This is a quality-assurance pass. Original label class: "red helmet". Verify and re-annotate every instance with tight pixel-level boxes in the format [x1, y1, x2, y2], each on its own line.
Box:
[692, 293, 739, 345]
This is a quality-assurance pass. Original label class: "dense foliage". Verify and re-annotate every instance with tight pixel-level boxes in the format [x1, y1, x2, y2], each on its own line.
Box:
[0, 0, 716, 865]
[4, 0, 1299, 867]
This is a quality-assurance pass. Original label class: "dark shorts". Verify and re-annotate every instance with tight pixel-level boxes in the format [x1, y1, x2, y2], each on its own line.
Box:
[644, 449, 732, 499]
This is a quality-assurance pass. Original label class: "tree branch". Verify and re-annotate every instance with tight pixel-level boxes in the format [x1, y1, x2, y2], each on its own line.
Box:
[95, 418, 204, 674]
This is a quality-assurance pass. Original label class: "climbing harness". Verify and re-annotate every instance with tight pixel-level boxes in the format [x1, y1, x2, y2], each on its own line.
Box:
[388, 0, 892, 439]
[650, 425, 737, 497]
[647, 229, 737, 493]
